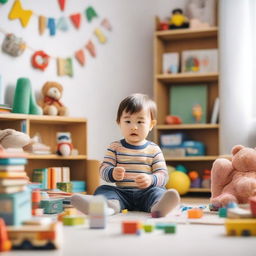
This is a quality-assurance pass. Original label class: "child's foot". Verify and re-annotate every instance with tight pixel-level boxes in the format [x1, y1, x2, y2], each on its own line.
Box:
[71, 194, 120, 215]
[71, 194, 93, 215]
[151, 189, 180, 217]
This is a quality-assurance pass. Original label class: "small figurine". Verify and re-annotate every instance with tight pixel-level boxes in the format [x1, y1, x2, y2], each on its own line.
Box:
[192, 104, 203, 123]
[169, 8, 189, 29]
[56, 132, 73, 156]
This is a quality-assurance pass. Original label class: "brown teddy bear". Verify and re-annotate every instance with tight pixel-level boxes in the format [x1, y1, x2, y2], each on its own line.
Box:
[39, 82, 68, 116]
[210, 145, 256, 208]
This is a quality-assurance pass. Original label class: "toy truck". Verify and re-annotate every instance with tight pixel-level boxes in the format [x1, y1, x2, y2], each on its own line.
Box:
[6, 222, 63, 250]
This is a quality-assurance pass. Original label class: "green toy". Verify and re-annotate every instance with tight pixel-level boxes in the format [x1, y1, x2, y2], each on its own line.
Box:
[12, 78, 42, 115]
[0, 0, 8, 4]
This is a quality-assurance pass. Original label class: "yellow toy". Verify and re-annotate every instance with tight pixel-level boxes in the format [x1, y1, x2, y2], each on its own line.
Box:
[225, 219, 256, 236]
[169, 8, 189, 29]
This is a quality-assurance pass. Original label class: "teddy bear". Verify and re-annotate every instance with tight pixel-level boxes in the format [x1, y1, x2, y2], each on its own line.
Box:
[39, 81, 68, 116]
[210, 145, 256, 208]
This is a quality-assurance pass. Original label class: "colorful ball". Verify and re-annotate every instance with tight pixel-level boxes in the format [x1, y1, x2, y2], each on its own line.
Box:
[166, 171, 191, 195]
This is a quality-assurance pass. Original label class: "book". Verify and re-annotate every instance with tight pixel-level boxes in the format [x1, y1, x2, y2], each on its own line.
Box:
[0, 178, 28, 186]
[210, 97, 220, 124]
[0, 171, 27, 178]
[32, 168, 48, 189]
[0, 165, 25, 172]
[0, 185, 26, 193]
[62, 167, 70, 182]
[0, 158, 27, 165]
[170, 85, 207, 124]
[162, 52, 179, 74]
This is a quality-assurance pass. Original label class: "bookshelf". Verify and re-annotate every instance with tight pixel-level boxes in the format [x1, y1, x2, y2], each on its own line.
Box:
[0, 113, 100, 194]
[153, 27, 219, 194]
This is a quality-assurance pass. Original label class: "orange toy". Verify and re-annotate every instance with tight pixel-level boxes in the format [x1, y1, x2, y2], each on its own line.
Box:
[0, 218, 12, 252]
[187, 208, 203, 218]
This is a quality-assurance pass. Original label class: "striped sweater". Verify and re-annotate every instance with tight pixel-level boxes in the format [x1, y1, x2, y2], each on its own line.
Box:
[99, 139, 168, 188]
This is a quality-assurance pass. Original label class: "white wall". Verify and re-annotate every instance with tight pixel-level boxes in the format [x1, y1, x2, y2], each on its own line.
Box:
[0, 0, 187, 160]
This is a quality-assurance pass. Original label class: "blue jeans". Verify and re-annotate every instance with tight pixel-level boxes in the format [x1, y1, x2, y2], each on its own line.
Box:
[94, 185, 166, 212]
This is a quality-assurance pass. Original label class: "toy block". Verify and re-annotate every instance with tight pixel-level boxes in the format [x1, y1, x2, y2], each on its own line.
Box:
[89, 216, 106, 229]
[155, 222, 168, 230]
[122, 221, 141, 234]
[0, 218, 11, 252]
[143, 224, 154, 233]
[187, 208, 203, 218]
[122, 209, 128, 214]
[227, 208, 252, 219]
[40, 198, 63, 214]
[164, 223, 176, 234]
[218, 208, 227, 218]
[0, 190, 31, 226]
[225, 219, 256, 236]
[249, 196, 256, 217]
[63, 216, 85, 226]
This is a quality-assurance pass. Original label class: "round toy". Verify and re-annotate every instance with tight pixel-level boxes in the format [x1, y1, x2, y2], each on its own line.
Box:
[166, 171, 190, 195]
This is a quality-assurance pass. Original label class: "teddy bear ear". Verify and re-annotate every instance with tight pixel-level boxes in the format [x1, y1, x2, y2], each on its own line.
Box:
[231, 145, 244, 155]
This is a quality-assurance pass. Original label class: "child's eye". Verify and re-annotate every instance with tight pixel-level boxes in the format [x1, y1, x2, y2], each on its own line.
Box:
[125, 120, 130, 124]
[138, 121, 144, 124]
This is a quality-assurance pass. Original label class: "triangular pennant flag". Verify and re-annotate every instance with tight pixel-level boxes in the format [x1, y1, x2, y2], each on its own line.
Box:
[57, 58, 73, 77]
[70, 13, 81, 29]
[101, 18, 112, 31]
[57, 17, 69, 31]
[85, 6, 98, 22]
[85, 40, 96, 57]
[94, 28, 107, 44]
[75, 49, 85, 66]
[9, 0, 33, 28]
[58, 0, 66, 11]
[39, 16, 46, 35]
[48, 18, 56, 36]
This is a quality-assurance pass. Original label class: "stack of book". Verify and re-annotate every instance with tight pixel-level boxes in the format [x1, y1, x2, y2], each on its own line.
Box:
[0, 104, 12, 113]
[0, 152, 28, 194]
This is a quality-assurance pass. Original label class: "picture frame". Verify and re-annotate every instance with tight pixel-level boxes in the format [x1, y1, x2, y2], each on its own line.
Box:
[162, 52, 179, 74]
[181, 49, 218, 73]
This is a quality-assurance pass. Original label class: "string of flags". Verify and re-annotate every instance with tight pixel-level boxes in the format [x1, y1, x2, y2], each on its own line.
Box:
[0, 0, 113, 77]
[8, 0, 105, 36]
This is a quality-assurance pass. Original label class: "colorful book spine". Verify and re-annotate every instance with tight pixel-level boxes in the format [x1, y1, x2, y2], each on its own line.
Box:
[32, 168, 48, 189]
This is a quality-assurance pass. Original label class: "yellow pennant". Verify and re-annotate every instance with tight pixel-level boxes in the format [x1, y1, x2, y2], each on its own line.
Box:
[94, 28, 107, 44]
[9, 0, 33, 28]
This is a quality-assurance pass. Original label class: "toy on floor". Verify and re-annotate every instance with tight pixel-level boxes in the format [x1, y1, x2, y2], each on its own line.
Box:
[38, 82, 68, 116]
[210, 145, 256, 208]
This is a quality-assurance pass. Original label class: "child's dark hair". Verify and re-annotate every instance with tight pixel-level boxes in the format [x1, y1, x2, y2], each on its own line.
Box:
[116, 93, 157, 123]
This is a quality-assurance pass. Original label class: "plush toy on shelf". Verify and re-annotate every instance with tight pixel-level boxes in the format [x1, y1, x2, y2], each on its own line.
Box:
[0, 129, 31, 151]
[38, 82, 68, 116]
[169, 8, 189, 29]
[56, 132, 73, 156]
[210, 145, 256, 208]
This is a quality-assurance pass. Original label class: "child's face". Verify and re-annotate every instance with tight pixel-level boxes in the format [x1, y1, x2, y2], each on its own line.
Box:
[118, 108, 156, 145]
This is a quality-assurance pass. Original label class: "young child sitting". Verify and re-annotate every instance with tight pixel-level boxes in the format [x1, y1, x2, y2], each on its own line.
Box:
[71, 93, 180, 217]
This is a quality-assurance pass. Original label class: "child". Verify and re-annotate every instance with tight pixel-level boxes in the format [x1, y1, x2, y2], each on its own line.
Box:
[71, 93, 180, 217]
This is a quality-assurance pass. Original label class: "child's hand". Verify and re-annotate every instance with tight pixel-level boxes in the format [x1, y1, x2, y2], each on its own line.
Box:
[113, 167, 125, 181]
[135, 174, 152, 189]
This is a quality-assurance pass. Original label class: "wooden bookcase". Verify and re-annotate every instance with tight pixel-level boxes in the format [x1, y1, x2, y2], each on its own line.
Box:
[153, 27, 219, 194]
[0, 113, 100, 194]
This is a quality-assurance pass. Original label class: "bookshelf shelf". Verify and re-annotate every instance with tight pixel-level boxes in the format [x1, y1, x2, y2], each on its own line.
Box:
[154, 26, 219, 195]
[0, 113, 100, 194]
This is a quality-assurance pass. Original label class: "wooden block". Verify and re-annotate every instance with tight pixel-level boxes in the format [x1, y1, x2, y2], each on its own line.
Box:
[122, 221, 141, 234]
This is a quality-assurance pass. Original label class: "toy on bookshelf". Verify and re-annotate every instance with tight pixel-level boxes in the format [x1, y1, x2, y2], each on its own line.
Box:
[169, 8, 189, 29]
[56, 132, 73, 156]
[165, 115, 182, 125]
[38, 82, 68, 116]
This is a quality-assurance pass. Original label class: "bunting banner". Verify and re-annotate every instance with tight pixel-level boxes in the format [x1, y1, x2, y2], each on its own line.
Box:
[0, 0, 113, 77]
[8, 0, 100, 36]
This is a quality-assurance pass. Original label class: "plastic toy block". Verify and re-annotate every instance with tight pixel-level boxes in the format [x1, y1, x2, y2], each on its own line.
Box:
[187, 208, 203, 218]
[155, 223, 168, 230]
[164, 223, 176, 234]
[122, 209, 128, 214]
[218, 208, 227, 218]
[63, 216, 85, 226]
[227, 208, 252, 219]
[122, 221, 141, 234]
[40, 198, 63, 214]
[89, 216, 106, 229]
[143, 224, 154, 233]
[225, 219, 256, 236]
[249, 196, 256, 216]
[151, 211, 161, 218]
[0, 218, 11, 252]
